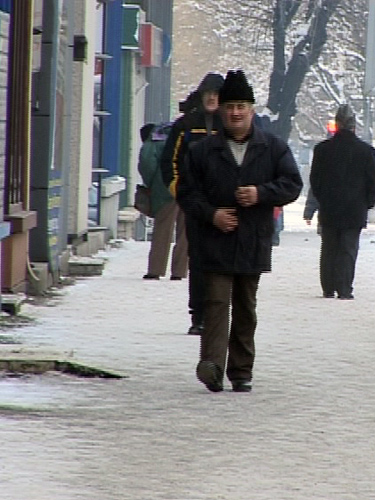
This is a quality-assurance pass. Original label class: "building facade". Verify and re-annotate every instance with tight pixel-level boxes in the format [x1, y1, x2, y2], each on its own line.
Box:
[101, 0, 173, 208]
[0, 0, 173, 302]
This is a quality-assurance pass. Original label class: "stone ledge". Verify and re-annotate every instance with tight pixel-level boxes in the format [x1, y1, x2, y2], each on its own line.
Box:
[5, 210, 37, 234]
[118, 207, 141, 222]
[101, 175, 126, 198]
[1, 294, 26, 316]
[68, 256, 105, 276]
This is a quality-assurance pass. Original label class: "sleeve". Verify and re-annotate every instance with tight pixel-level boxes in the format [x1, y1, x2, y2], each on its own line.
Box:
[309, 144, 322, 200]
[176, 142, 216, 224]
[256, 138, 303, 207]
[303, 187, 320, 220]
[160, 118, 186, 197]
[365, 147, 375, 209]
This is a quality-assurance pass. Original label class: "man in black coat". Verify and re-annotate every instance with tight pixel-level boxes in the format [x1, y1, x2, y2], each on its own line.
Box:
[161, 72, 224, 336]
[177, 70, 302, 393]
[310, 104, 375, 300]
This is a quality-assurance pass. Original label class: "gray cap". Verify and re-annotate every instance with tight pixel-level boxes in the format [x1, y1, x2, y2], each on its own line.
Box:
[335, 104, 356, 131]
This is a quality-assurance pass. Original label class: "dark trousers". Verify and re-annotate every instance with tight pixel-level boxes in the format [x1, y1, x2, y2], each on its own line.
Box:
[188, 267, 205, 324]
[320, 226, 361, 297]
[186, 218, 205, 325]
[200, 273, 260, 382]
[147, 200, 188, 278]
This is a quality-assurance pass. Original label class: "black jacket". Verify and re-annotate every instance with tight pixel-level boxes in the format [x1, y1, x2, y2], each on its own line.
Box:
[161, 109, 222, 197]
[177, 126, 303, 274]
[310, 129, 375, 229]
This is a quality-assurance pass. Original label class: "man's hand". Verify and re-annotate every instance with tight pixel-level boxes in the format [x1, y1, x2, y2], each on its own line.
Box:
[304, 218, 312, 226]
[235, 185, 258, 207]
[213, 208, 238, 233]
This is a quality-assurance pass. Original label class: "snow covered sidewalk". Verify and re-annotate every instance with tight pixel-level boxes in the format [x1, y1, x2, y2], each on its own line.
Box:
[1, 197, 375, 499]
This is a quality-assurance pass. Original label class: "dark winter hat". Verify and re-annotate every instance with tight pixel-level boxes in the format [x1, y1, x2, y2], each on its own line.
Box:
[197, 72, 224, 94]
[219, 70, 255, 105]
[335, 104, 356, 131]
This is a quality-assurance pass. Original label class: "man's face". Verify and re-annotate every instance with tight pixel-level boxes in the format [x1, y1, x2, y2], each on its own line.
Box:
[202, 91, 219, 112]
[220, 101, 254, 137]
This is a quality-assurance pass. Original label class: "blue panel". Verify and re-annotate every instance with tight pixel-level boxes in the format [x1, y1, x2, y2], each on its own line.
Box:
[102, 1, 123, 177]
[0, 221, 10, 240]
[0, 0, 11, 14]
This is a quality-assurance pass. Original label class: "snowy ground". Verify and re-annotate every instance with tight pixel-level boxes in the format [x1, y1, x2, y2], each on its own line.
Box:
[1, 196, 375, 500]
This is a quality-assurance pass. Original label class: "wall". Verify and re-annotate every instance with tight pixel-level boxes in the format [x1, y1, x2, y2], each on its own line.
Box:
[30, 0, 74, 274]
[68, 0, 96, 239]
[0, 8, 10, 220]
[0, 4, 11, 301]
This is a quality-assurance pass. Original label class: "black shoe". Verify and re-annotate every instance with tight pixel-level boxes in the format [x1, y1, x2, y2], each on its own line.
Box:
[323, 292, 335, 298]
[143, 274, 160, 280]
[187, 324, 204, 335]
[338, 294, 354, 300]
[232, 380, 252, 393]
[170, 276, 182, 280]
[196, 361, 223, 392]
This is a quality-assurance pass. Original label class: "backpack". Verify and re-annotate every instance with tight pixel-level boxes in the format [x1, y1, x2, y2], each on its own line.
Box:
[135, 122, 172, 217]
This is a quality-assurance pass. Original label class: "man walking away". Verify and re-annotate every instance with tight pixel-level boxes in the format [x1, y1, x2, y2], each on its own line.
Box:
[177, 70, 302, 393]
[310, 104, 375, 299]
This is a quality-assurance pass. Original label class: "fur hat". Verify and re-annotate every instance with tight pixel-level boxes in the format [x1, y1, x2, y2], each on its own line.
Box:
[197, 72, 224, 94]
[335, 104, 356, 131]
[219, 70, 255, 105]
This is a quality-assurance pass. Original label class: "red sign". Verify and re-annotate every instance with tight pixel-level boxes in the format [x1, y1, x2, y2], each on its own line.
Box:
[95, 58, 103, 75]
[141, 23, 162, 67]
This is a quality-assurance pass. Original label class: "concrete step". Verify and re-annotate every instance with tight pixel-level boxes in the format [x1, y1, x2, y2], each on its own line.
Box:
[68, 256, 105, 276]
[1, 294, 25, 316]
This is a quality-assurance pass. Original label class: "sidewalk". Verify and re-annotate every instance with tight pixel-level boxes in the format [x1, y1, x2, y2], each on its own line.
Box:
[1, 198, 375, 500]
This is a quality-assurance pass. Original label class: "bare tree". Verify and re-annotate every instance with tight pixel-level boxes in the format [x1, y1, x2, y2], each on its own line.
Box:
[267, 0, 340, 140]
[176, 0, 367, 143]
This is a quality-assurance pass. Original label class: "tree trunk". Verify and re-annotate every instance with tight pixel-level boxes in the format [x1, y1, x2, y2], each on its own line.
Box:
[267, 0, 340, 141]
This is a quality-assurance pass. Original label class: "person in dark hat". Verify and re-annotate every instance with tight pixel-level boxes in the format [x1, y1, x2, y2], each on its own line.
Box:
[161, 72, 224, 336]
[177, 69, 302, 393]
[310, 104, 375, 299]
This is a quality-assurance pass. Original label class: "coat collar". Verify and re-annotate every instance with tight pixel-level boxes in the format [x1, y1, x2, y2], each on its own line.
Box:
[208, 124, 269, 167]
[211, 124, 268, 150]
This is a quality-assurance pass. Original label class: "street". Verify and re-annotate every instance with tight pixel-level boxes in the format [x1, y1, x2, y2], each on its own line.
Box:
[1, 199, 375, 500]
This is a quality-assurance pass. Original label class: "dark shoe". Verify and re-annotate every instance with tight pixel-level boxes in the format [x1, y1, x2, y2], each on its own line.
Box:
[323, 292, 335, 298]
[143, 274, 160, 280]
[338, 294, 354, 300]
[196, 361, 223, 392]
[170, 276, 182, 280]
[187, 324, 204, 336]
[232, 380, 252, 393]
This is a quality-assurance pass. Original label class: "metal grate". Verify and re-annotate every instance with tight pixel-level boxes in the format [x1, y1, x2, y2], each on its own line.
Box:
[4, 1, 32, 214]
